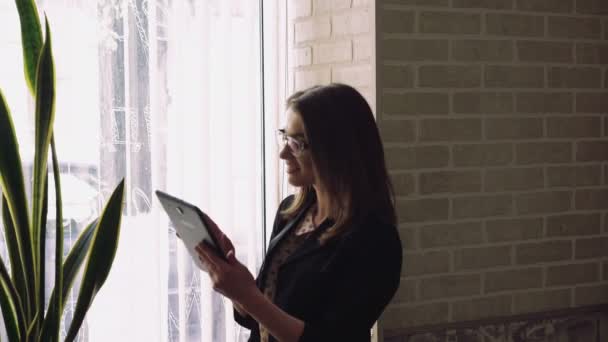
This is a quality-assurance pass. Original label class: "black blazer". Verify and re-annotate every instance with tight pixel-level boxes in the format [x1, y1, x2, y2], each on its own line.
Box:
[234, 194, 402, 342]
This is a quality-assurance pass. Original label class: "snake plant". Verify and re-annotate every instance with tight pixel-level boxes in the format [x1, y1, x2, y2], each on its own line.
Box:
[0, 1, 125, 341]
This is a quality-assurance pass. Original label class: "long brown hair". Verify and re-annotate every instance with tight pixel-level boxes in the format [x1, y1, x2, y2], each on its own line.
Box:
[281, 83, 396, 244]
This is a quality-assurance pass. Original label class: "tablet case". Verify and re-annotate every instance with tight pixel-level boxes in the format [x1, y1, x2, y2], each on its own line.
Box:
[155, 190, 227, 271]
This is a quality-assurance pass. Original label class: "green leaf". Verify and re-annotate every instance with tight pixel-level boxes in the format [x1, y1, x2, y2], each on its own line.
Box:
[0, 262, 22, 342]
[0, 198, 26, 341]
[40, 217, 98, 341]
[34, 172, 48, 337]
[38, 138, 63, 342]
[0, 90, 33, 320]
[50, 138, 62, 342]
[26, 310, 39, 340]
[32, 17, 55, 324]
[65, 180, 124, 342]
[14, 0, 43, 93]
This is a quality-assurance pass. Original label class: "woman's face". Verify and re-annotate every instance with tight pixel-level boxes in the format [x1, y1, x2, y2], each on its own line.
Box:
[279, 108, 315, 187]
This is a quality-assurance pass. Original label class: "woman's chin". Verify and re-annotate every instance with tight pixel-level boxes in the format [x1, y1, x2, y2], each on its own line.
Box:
[287, 173, 308, 187]
[287, 176, 302, 187]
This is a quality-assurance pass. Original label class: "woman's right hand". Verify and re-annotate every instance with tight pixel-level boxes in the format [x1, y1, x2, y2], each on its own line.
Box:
[200, 215, 253, 316]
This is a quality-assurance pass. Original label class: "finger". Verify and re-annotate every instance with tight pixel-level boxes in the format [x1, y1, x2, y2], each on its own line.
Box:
[195, 244, 206, 259]
[196, 243, 213, 260]
[195, 240, 213, 254]
[198, 249, 219, 272]
[226, 249, 237, 264]
[199, 243, 225, 270]
[221, 234, 235, 252]
[201, 214, 234, 252]
[205, 217, 234, 253]
[202, 213, 221, 236]
[196, 243, 212, 260]
[196, 249, 213, 270]
[196, 240, 216, 254]
[198, 256, 213, 272]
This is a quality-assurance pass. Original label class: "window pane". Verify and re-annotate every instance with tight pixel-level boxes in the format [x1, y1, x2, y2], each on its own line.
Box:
[0, 1, 266, 341]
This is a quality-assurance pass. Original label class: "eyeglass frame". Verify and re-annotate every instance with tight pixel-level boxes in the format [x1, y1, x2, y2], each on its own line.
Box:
[277, 128, 309, 156]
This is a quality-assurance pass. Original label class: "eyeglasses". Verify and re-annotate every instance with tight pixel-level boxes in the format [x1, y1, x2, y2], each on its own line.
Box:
[277, 129, 309, 157]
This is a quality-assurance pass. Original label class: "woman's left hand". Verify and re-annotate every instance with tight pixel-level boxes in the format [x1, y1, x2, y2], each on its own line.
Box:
[195, 241, 257, 304]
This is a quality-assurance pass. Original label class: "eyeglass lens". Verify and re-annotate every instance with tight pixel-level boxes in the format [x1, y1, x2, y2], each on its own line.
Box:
[277, 130, 303, 155]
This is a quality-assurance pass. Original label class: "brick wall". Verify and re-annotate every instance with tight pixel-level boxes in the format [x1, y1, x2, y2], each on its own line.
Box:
[288, 0, 376, 109]
[376, 0, 608, 337]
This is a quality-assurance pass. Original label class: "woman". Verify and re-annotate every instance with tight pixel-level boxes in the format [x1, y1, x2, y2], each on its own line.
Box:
[196, 83, 402, 342]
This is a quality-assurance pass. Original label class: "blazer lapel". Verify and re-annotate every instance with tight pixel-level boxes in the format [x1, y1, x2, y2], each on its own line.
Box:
[280, 218, 335, 269]
[266, 198, 313, 255]
[256, 196, 315, 287]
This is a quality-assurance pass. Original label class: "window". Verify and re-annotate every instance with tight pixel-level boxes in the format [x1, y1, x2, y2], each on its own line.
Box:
[0, 0, 285, 341]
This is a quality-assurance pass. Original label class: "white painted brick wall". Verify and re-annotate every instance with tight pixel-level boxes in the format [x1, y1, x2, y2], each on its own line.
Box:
[288, 0, 375, 110]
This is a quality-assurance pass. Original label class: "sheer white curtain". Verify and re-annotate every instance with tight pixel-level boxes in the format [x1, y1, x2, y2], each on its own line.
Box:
[0, 0, 272, 341]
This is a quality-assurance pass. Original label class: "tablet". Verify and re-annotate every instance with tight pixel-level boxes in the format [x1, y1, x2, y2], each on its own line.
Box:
[155, 190, 227, 271]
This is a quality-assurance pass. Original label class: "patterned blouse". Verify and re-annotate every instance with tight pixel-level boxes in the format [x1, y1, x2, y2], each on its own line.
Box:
[259, 205, 318, 342]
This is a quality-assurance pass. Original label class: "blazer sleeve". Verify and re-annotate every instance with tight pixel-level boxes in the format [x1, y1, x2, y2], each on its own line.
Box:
[298, 223, 403, 341]
[233, 195, 295, 329]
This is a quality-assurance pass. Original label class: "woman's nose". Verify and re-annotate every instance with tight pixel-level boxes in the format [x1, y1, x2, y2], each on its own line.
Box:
[279, 144, 291, 160]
